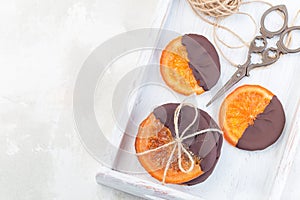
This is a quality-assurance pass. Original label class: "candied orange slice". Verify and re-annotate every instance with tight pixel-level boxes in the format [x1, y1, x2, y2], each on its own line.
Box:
[135, 113, 203, 184]
[160, 36, 205, 95]
[219, 85, 274, 146]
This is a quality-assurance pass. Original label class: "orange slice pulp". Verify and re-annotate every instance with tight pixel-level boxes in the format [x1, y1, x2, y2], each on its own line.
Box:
[135, 113, 203, 184]
[219, 85, 274, 146]
[160, 36, 204, 95]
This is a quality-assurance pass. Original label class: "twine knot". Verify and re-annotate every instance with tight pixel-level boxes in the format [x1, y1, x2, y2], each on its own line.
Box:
[137, 102, 223, 184]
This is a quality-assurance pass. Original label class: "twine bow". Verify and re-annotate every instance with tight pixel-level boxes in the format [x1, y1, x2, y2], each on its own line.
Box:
[137, 102, 223, 184]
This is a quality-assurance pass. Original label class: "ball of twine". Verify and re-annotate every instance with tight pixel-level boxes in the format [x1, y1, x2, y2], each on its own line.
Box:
[188, 0, 242, 18]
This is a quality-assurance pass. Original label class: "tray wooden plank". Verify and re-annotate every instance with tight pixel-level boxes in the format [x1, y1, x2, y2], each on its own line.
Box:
[96, 0, 300, 199]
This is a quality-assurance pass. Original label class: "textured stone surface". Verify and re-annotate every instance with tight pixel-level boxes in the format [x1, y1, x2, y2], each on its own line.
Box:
[0, 0, 158, 199]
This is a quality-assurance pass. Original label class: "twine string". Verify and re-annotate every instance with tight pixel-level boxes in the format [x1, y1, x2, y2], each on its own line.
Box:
[137, 102, 223, 184]
[188, 0, 300, 67]
[214, 11, 258, 49]
[187, 0, 273, 67]
[191, 0, 242, 18]
[286, 9, 300, 47]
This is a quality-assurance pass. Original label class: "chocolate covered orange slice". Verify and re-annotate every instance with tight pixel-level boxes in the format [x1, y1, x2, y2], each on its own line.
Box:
[160, 34, 221, 95]
[219, 85, 285, 151]
[135, 103, 223, 185]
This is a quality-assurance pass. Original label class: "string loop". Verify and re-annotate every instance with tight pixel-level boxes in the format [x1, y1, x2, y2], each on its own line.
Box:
[187, 0, 273, 67]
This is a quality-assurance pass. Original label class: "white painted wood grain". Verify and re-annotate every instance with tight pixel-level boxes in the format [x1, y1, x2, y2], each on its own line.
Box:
[269, 100, 300, 200]
[96, 166, 204, 200]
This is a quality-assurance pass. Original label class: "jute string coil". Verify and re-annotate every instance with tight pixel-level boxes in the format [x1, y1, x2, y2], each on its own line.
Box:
[190, 0, 242, 18]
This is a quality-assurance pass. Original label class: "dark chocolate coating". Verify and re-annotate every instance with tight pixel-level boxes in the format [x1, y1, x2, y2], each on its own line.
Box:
[185, 134, 223, 185]
[153, 103, 223, 184]
[237, 96, 286, 151]
[181, 34, 221, 91]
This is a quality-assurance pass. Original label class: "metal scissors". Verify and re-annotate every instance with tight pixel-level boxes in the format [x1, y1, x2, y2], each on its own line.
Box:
[207, 5, 300, 107]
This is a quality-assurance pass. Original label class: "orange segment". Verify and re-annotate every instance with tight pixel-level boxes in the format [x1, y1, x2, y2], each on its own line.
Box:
[219, 85, 274, 146]
[135, 113, 203, 184]
[160, 36, 204, 95]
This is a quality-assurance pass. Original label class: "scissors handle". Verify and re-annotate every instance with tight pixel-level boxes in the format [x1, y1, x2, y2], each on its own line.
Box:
[259, 5, 300, 54]
[246, 26, 300, 73]
[246, 46, 280, 73]
[277, 26, 300, 54]
[207, 5, 300, 107]
[260, 5, 288, 38]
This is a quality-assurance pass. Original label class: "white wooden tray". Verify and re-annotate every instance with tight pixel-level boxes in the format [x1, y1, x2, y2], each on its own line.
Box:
[95, 0, 300, 199]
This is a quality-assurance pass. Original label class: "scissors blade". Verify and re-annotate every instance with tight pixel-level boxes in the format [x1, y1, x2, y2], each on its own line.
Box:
[206, 66, 247, 107]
